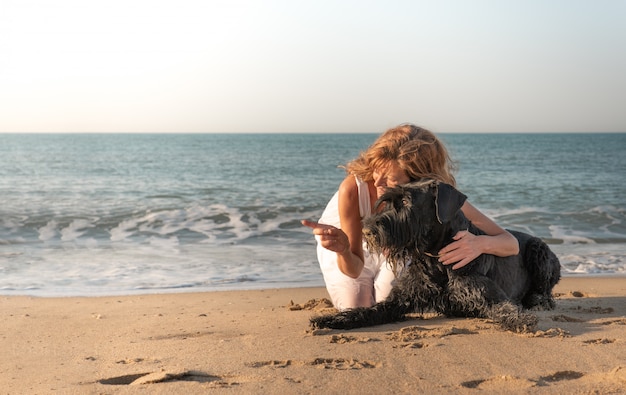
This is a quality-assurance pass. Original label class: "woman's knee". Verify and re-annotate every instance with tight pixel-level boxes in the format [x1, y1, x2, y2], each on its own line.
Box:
[326, 279, 375, 310]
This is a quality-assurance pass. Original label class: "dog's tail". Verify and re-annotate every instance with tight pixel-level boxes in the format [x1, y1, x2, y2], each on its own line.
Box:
[310, 301, 408, 330]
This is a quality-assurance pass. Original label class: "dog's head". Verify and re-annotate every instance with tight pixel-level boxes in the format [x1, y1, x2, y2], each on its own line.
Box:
[362, 180, 468, 274]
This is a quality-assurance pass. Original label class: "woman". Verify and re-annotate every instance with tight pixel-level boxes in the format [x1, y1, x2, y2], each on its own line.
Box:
[302, 124, 519, 310]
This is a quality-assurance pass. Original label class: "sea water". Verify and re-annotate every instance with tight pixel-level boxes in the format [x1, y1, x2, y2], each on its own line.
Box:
[1, 132, 624, 296]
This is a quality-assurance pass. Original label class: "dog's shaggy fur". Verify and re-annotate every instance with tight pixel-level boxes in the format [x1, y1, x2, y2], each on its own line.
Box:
[310, 180, 561, 333]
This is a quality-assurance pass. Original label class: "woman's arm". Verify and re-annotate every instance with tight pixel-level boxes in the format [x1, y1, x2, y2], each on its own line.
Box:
[301, 176, 366, 278]
[335, 176, 366, 277]
[438, 201, 519, 270]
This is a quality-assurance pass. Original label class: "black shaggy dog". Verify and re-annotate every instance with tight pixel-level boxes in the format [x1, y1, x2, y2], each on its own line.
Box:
[310, 180, 561, 333]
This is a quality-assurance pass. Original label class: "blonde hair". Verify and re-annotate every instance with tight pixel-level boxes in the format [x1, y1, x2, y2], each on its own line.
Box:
[345, 124, 457, 186]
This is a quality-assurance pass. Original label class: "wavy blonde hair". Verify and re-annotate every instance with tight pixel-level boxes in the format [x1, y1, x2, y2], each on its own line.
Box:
[345, 124, 457, 186]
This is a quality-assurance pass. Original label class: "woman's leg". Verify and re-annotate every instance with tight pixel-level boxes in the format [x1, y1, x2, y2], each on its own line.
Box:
[317, 243, 375, 310]
[372, 254, 401, 303]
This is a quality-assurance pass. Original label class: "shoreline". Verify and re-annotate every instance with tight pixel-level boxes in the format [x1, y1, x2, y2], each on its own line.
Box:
[2, 273, 625, 299]
[2, 276, 625, 394]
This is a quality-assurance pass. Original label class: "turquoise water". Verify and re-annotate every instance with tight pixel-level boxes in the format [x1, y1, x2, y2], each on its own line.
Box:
[1, 133, 624, 296]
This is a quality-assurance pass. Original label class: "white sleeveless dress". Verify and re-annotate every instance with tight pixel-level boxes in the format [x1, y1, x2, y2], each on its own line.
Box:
[316, 176, 397, 310]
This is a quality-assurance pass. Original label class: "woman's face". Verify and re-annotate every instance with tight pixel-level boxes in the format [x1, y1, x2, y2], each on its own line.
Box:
[372, 161, 411, 197]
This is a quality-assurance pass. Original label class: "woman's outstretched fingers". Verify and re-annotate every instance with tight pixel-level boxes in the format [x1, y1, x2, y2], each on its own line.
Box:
[301, 220, 333, 236]
[301, 219, 318, 229]
[301, 220, 349, 254]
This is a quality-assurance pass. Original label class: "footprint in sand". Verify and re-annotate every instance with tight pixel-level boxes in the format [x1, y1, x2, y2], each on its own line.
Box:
[550, 314, 585, 322]
[387, 325, 477, 342]
[149, 330, 214, 340]
[461, 370, 585, 390]
[582, 338, 616, 345]
[245, 360, 293, 368]
[98, 370, 228, 386]
[592, 318, 626, 326]
[460, 375, 535, 390]
[115, 358, 145, 364]
[538, 370, 584, 384]
[571, 306, 615, 314]
[395, 341, 428, 349]
[246, 358, 380, 370]
[527, 327, 570, 338]
[308, 358, 380, 370]
[99, 373, 153, 385]
[587, 306, 615, 314]
[329, 334, 379, 344]
[386, 325, 478, 349]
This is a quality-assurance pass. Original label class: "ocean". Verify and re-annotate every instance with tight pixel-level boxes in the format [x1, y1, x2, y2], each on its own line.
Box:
[1, 132, 625, 296]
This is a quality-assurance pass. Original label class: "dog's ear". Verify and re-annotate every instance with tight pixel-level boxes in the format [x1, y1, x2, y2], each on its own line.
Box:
[434, 182, 467, 224]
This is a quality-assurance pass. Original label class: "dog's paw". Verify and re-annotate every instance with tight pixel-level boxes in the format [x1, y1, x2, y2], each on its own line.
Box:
[310, 314, 342, 330]
[489, 303, 538, 333]
[309, 311, 366, 330]
[505, 312, 538, 333]
[309, 316, 325, 329]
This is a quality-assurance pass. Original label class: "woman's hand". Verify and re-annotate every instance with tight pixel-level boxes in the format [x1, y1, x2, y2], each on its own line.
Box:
[438, 230, 482, 270]
[301, 220, 350, 255]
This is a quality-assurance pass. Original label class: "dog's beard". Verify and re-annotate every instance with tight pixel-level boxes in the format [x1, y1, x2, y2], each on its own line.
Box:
[363, 209, 421, 277]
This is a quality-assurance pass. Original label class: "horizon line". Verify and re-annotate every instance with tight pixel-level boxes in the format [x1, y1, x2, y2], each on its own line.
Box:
[2, 130, 625, 135]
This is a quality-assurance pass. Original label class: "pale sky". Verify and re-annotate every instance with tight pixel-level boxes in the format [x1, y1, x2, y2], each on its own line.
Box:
[1, 0, 625, 133]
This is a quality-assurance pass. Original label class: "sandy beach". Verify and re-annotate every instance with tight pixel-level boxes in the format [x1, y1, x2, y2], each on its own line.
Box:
[1, 277, 625, 394]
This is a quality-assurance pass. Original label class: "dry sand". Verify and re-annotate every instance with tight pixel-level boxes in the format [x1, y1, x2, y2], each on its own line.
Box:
[1, 277, 625, 394]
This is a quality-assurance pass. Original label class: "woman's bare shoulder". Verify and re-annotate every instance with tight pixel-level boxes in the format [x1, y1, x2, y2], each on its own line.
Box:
[338, 175, 357, 194]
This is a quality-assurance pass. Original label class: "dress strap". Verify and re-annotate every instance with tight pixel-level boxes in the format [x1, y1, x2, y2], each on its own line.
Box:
[354, 176, 371, 219]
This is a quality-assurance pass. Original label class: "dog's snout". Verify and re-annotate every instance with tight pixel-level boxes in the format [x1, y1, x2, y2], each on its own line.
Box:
[362, 226, 378, 248]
